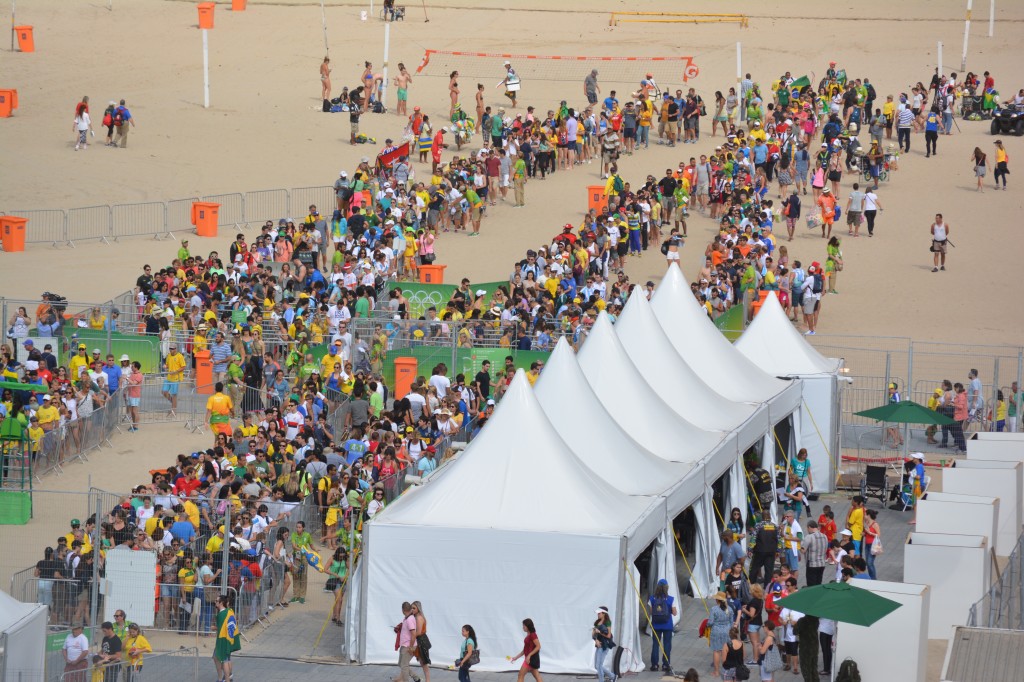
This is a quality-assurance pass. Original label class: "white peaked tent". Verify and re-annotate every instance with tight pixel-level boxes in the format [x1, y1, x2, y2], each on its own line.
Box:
[615, 291, 766, 471]
[735, 292, 844, 492]
[0, 590, 47, 681]
[535, 337, 705, 629]
[577, 312, 735, 598]
[651, 264, 803, 522]
[356, 371, 667, 674]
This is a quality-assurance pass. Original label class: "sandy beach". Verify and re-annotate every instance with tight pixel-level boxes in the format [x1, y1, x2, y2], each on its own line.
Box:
[0, 0, 1021, 343]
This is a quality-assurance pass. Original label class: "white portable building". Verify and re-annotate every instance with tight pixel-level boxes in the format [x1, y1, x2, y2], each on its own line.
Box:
[943, 459, 1023, 557]
[904, 532, 991, 638]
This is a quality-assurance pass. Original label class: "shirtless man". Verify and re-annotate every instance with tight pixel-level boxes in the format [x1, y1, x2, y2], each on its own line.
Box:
[321, 56, 332, 101]
[475, 84, 486, 130]
[393, 63, 412, 116]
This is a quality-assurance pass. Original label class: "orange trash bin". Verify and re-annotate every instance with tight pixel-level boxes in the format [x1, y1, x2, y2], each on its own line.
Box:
[587, 185, 607, 212]
[393, 357, 418, 400]
[1, 216, 28, 252]
[232, 0, 247, 9]
[14, 26, 34, 53]
[191, 201, 220, 237]
[194, 350, 213, 394]
[197, 2, 215, 29]
[0, 90, 17, 118]
[419, 264, 447, 284]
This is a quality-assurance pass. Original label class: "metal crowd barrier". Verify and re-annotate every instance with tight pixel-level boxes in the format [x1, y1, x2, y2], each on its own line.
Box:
[58, 646, 199, 682]
[32, 390, 124, 481]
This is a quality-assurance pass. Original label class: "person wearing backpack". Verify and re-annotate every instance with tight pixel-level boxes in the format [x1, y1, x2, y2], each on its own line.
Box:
[648, 578, 677, 672]
[112, 99, 136, 148]
[799, 263, 823, 335]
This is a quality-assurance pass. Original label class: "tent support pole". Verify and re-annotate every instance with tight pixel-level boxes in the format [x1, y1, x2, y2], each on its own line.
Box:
[613, 535, 627, 646]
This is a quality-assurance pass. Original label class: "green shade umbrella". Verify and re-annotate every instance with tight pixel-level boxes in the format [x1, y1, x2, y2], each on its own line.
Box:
[855, 400, 955, 425]
[775, 581, 901, 627]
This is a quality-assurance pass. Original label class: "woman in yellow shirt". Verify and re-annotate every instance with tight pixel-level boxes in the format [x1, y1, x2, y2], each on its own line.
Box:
[993, 139, 1009, 190]
[87, 307, 106, 330]
[123, 623, 152, 678]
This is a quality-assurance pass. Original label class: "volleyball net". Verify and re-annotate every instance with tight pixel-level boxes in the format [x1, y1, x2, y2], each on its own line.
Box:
[414, 50, 700, 91]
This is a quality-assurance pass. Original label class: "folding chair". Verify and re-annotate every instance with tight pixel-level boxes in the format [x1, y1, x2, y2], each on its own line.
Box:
[859, 464, 889, 506]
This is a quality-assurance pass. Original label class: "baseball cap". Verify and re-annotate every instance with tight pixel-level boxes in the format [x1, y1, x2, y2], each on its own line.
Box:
[78, 343, 87, 350]
[22, 339, 33, 347]
[910, 452, 925, 460]
[840, 529, 853, 536]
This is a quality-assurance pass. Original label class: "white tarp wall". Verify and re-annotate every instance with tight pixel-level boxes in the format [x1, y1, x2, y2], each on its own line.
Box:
[104, 546, 158, 625]
[691, 487, 720, 600]
[904, 532, 991, 638]
[727, 458, 749, 552]
[944, 460, 1023, 557]
[835, 580, 930, 682]
[797, 375, 840, 492]
[649, 525, 683, 629]
[916, 493, 999, 553]
[967, 439, 1024, 462]
[0, 590, 47, 682]
[363, 526, 626, 673]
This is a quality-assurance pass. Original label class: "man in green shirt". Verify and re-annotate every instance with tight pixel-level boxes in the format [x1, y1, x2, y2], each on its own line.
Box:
[226, 355, 245, 406]
[354, 288, 371, 318]
[368, 381, 384, 418]
[1008, 381, 1021, 433]
[290, 520, 313, 604]
[298, 353, 319, 384]
[512, 152, 527, 207]
[465, 186, 483, 236]
[177, 239, 190, 262]
[740, 258, 759, 322]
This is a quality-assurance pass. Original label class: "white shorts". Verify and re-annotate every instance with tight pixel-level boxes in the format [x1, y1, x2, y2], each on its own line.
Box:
[666, 251, 680, 261]
[500, 174, 510, 188]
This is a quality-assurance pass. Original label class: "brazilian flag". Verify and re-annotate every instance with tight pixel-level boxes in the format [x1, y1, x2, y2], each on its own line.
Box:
[790, 76, 812, 90]
[214, 608, 242, 661]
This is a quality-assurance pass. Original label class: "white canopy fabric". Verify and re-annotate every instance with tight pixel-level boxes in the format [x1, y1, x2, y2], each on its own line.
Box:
[377, 370, 659, 536]
[735, 292, 841, 376]
[576, 312, 734, 473]
[651, 264, 802, 417]
[0, 590, 47, 681]
[735, 292, 843, 492]
[614, 292, 766, 470]
[535, 337, 703, 512]
[360, 371, 667, 673]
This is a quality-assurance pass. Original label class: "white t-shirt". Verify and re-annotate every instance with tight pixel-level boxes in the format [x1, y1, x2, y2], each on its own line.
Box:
[75, 112, 91, 131]
[64, 633, 89, 662]
[429, 374, 451, 399]
[863, 192, 879, 211]
[781, 608, 804, 642]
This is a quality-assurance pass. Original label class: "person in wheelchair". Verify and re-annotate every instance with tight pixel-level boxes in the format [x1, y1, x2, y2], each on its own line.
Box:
[382, 0, 405, 21]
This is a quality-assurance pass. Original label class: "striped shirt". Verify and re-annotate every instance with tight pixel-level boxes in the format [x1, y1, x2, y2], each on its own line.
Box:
[803, 530, 829, 568]
[897, 108, 915, 128]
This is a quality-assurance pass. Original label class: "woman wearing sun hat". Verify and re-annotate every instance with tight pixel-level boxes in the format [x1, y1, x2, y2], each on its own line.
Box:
[708, 591, 735, 678]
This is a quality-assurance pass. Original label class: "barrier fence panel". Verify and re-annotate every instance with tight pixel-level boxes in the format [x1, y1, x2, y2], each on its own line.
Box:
[111, 201, 168, 240]
[244, 188, 290, 226]
[291, 185, 335, 217]
[167, 196, 200, 234]
[65, 205, 111, 245]
[7, 208, 67, 246]
[967, 531, 1024, 630]
[131, 374, 197, 426]
[58, 647, 199, 682]
[202, 192, 245, 227]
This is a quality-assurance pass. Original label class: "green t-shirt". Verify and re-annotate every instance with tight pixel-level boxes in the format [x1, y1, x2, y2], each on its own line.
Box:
[741, 265, 758, 292]
[227, 363, 244, 383]
[354, 298, 370, 318]
[490, 115, 503, 136]
[299, 362, 318, 382]
[292, 530, 312, 551]
[514, 158, 526, 179]
[369, 391, 384, 417]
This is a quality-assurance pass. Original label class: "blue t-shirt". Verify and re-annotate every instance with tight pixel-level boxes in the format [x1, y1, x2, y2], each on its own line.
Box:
[925, 112, 940, 132]
[753, 143, 768, 165]
[170, 520, 196, 544]
[343, 438, 368, 465]
[648, 594, 675, 631]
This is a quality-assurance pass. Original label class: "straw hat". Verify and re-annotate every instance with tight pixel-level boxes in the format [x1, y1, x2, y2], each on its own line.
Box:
[713, 591, 727, 602]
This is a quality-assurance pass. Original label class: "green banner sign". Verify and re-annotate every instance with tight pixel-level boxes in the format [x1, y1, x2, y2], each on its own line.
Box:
[714, 305, 745, 341]
[383, 280, 511, 319]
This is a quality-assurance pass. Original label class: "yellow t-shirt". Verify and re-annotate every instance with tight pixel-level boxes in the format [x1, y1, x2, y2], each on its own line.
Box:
[322, 353, 343, 377]
[192, 334, 208, 355]
[178, 566, 197, 594]
[883, 101, 895, 118]
[996, 148, 1008, 164]
[64, 533, 93, 555]
[183, 499, 201, 529]
[144, 516, 161, 537]
[848, 507, 864, 541]
[206, 535, 224, 554]
[36, 405, 59, 429]
[68, 354, 89, 378]
[123, 634, 152, 665]
[28, 425, 44, 451]
[206, 393, 233, 424]
[239, 424, 258, 438]
[165, 352, 187, 382]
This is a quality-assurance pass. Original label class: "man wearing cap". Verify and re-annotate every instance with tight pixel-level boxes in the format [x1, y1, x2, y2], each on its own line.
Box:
[417, 446, 438, 476]
[68, 343, 89, 380]
[748, 509, 779, 586]
[62, 622, 90, 681]
[37, 393, 60, 433]
[162, 343, 187, 415]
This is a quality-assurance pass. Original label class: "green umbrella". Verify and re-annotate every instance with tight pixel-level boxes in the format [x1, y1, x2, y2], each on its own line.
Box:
[855, 400, 955, 425]
[775, 581, 901, 627]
